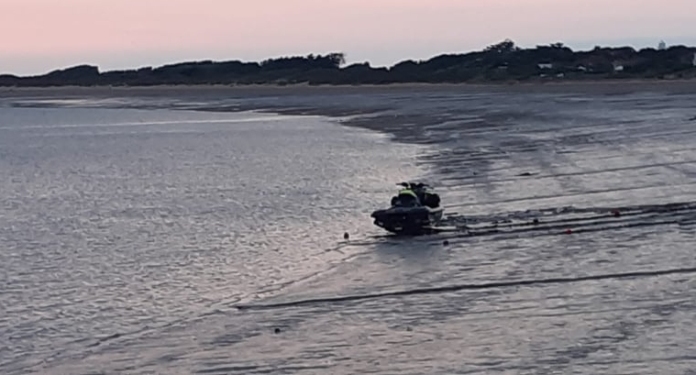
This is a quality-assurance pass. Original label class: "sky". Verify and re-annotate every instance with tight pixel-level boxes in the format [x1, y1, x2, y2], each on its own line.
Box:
[1, 0, 695, 75]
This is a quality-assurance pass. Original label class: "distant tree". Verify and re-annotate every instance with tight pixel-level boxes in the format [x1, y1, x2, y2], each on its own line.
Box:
[484, 39, 519, 54]
[327, 52, 346, 68]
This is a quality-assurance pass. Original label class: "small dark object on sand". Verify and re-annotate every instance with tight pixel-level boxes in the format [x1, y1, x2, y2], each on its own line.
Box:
[343, 232, 349, 240]
[274, 328, 281, 334]
[612, 210, 621, 217]
[533, 218, 540, 225]
[443, 240, 449, 246]
[518, 172, 535, 177]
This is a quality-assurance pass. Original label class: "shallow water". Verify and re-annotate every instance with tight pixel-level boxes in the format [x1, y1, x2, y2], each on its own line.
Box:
[0, 105, 426, 374]
[2, 87, 696, 374]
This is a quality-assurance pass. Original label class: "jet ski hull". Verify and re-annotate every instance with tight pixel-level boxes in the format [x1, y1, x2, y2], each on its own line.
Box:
[371, 206, 444, 235]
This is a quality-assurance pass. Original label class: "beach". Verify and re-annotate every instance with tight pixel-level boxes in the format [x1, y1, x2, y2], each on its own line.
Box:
[1, 80, 696, 374]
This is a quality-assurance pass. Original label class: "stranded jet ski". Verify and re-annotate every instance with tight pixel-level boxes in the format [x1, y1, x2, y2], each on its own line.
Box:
[371, 182, 444, 235]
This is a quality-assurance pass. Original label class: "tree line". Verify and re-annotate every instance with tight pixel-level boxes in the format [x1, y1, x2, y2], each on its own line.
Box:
[1, 41, 695, 87]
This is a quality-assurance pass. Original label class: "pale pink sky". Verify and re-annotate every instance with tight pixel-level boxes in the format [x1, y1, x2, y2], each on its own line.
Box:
[1, 0, 694, 75]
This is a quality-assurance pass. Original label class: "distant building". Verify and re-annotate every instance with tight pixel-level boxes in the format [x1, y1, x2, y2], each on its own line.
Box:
[613, 62, 624, 72]
[537, 63, 553, 69]
[658, 40, 667, 50]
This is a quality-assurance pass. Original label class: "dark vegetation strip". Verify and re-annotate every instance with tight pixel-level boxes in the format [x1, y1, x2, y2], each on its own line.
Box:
[2, 40, 696, 87]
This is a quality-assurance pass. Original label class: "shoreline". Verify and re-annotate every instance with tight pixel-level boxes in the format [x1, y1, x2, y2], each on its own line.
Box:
[2, 78, 696, 99]
[3, 78, 695, 155]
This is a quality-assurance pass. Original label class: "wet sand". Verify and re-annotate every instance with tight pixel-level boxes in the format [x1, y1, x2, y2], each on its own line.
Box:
[2, 79, 696, 98]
